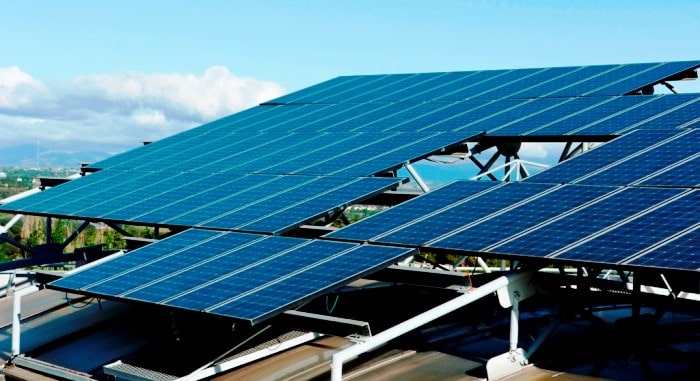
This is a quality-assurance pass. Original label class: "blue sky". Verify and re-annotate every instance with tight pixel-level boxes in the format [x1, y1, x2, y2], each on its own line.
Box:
[1, 0, 699, 168]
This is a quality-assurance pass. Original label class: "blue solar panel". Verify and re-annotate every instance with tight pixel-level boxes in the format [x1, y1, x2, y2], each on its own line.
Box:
[329, 131, 480, 177]
[425, 99, 527, 132]
[122, 235, 307, 303]
[625, 227, 699, 270]
[525, 129, 683, 184]
[577, 129, 698, 186]
[270, 75, 381, 104]
[50, 230, 414, 323]
[627, 97, 700, 130]
[554, 190, 699, 264]
[350, 102, 453, 133]
[638, 157, 700, 187]
[318, 74, 420, 104]
[335, 72, 447, 103]
[325, 180, 498, 242]
[464, 98, 569, 133]
[373, 182, 556, 247]
[388, 100, 488, 132]
[433, 68, 544, 101]
[373, 71, 481, 102]
[209, 244, 414, 323]
[577, 94, 699, 135]
[427, 184, 615, 251]
[488, 97, 607, 136]
[593, 60, 700, 96]
[404, 70, 512, 102]
[471, 66, 579, 100]
[548, 62, 659, 97]
[50, 229, 224, 291]
[85, 232, 266, 296]
[509, 64, 619, 98]
[530, 96, 652, 136]
[217, 177, 403, 233]
[489, 187, 684, 258]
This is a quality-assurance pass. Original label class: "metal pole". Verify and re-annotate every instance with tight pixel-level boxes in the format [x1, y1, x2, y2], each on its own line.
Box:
[509, 291, 519, 351]
[330, 272, 529, 381]
[12, 285, 40, 356]
[404, 163, 430, 193]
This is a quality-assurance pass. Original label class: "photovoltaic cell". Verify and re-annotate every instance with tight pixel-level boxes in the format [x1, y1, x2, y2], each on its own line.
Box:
[594, 60, 700, 96]
[373, 182, 556, 247]
[49, 229, 224, 291]
[625, 227, 699, 271]
[325, 180, 498, 242]
[488, 187, 684, 258]
[637, 157, 700, 187]
[373, 71, 483, 102]
[50, 230, 414, 324]
[509, 64, 619, 98]
[433, 68, 544, 101]
[524, 129, 683, 184]
[463, 98, 569, 133]
[427, 184, 615, 251]
[488, 97, 607, 136]
[209, 244, 415, 323]
[577, 129, 698, 186]
[548, 62, 659, 97]
[530, 96, 652, 136]
[554, 190, 699, 265]
[577, 94, 699, 135]
[265, 76, 365, 104]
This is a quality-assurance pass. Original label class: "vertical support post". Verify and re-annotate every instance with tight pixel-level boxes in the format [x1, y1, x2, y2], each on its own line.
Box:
[45, 217, 52, 244]
[510, 291, 520, 351]
[12, 285, 40, 356]
[404, 163, 430, 193]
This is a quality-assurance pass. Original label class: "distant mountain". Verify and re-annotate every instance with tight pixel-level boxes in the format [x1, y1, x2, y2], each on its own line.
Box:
[0, 144, 115, 169]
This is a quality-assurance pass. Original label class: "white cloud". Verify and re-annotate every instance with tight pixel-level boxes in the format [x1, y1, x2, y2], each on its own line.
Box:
[0, 66, 51, 109]
[131, 108, 167, 126]
[0, 66, 287, 154]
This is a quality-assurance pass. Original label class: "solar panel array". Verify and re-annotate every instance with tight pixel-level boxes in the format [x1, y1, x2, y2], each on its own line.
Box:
[4, 172, 403, 234]
[50, 229, 415, 323]
[1, 59, 689, 324]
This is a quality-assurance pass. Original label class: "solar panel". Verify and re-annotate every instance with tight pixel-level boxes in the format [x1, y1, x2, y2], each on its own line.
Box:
[271, 75, 385, 104]
[299, 131, 478, 177]
[593, 60, 700, 96]
[529, 96, 652, 136]
[509, 64, 619, 98]
[405, 69, 512, 102]
[487, 187, 684, 258]
[433, 67, 544, 101]
[49, 230, 415, 324]
[470, 66, 579, 100]
[325, 180, 498, 242]
[204, 177, 403, 233]
[488, 97, 607, 136]
[425, 99, 528, 132]
[576, 129, 698, 186]
[525, 129, 683, 184]
[464, 98, 569, 133]
[637, 156, 700, 187]
[548, 62, 659, 97]
[554, 190, 699, 265]
[49, 228, 227, 291]
[368, 182, 557, 247]
[577, 94, 699, 135]
[373, 71, 482, 102]
[426, 184, 615, 251]
[208, 244, 415, 323]
[624, 227, 699, 270]
[334, 72, 447, 103]
[625, 97, 700, 130]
